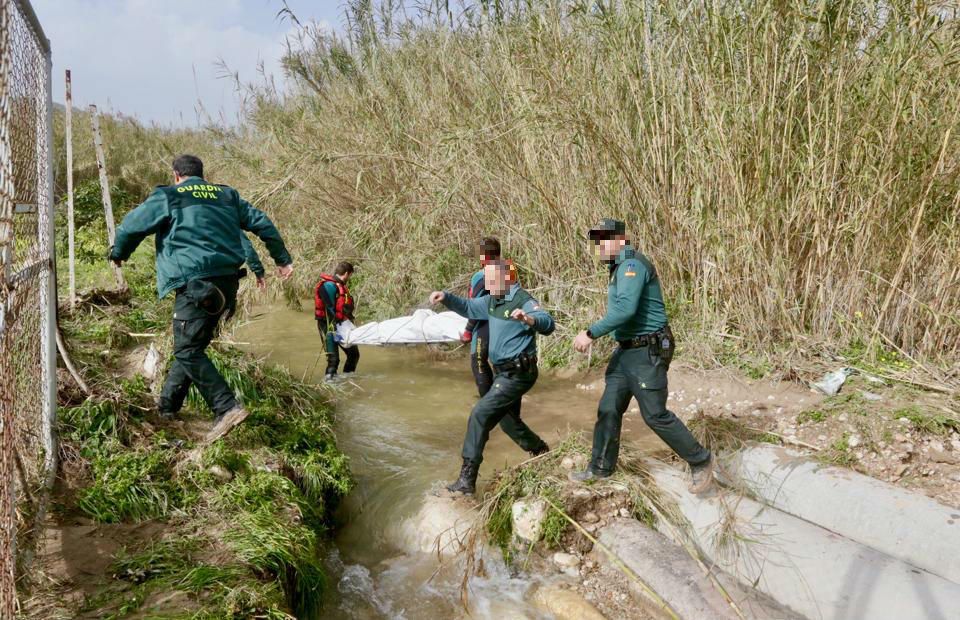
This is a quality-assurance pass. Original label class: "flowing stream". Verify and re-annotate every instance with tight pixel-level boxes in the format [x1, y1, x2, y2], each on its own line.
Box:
[237, 304, 658, 619]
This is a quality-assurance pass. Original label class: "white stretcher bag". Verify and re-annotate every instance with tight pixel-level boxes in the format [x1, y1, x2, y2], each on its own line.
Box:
[339, 309, 468, 346]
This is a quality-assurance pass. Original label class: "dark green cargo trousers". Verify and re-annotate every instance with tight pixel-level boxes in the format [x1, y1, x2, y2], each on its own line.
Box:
[590, 346, 709, 475]
[158, 275, 240, 417]
[462, 367, 547, 465]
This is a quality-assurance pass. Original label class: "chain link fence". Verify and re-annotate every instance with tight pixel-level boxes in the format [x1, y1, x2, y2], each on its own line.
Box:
[0, 0, 56, 613]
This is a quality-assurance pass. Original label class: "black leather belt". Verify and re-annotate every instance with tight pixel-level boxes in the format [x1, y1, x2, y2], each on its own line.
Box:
[494, 353, 537, 373]
[617, 334, 656, 349]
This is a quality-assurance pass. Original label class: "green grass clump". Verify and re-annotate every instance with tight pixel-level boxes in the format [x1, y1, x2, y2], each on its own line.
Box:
[688, 413, 782, 452]
[59, 399, 121, 454]
[797, 409, 827, 425]
[797, 392, 870, 426]
[840, 339, 913, 375]
[77, 443, 185, 523]
[281, 449, 353, 513]
[225, 509, 326, 618]
[891, 406, 960, 436]
[823, 433, 858, 467]
[112, 537, 201, 585]
[485, 457, 562, 559]
[201, 442, 251, 477]
[86, 534, 294, 619]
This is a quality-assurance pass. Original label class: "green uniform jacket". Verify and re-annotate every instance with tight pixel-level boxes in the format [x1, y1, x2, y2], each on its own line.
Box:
[443, 283, 554, 365]
[110, 176, 291, 298]
[240, 235, 265, 278]
[589, 245, 668, 341]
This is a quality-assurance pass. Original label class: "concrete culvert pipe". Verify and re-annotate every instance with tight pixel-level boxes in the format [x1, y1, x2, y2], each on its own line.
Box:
[719, 444, 960, 585]
[646, 462, 960, 620]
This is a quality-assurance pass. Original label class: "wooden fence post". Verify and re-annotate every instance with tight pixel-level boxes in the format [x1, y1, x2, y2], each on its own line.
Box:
[89, 104, 126, 290]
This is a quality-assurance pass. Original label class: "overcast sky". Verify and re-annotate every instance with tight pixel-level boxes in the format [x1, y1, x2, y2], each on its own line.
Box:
[32, 0, 343, 126]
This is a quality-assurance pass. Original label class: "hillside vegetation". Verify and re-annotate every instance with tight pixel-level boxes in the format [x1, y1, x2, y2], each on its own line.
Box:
[56, 0, 960, 382]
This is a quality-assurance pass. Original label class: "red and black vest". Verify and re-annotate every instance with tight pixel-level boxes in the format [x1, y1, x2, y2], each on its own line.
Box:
[314, 274, 355, 322]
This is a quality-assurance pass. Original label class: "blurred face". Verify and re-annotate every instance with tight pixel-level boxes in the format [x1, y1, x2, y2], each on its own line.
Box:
[339, 271, 352, 282]
[483, 263, 512, 296]
[593, 235, 626, 261]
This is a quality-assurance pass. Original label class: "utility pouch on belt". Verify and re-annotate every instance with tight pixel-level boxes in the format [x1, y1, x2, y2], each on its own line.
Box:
[184, 279, 227, 316]
[495, 352, 537, 374]
[657, 324, 675, 365]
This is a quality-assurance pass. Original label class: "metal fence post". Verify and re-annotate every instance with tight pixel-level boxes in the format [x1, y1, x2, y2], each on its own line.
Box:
[0, 2, 16, 615]
[38, 29, 56, 529]
[65, 69, 74, 307]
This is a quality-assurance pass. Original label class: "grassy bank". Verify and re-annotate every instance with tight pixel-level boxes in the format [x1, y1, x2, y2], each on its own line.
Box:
[25, 262, 350, 618]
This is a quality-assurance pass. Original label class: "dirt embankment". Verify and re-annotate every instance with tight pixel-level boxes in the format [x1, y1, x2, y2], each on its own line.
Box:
[569, 363, 960, 508]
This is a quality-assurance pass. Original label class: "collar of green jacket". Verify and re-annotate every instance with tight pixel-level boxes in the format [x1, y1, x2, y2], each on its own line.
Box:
[497, 282, 520, 301]
[608, 244, 636, 275]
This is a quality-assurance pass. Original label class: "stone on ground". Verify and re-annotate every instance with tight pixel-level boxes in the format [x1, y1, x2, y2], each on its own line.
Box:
[529, 583, 606, 620]
[512, 498, 548, 543]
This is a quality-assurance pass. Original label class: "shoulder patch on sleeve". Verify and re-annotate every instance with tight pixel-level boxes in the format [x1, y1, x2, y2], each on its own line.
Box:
[622, 259, 642, 278]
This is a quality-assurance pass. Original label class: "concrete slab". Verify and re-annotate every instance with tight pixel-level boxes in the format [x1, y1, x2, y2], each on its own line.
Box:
[648, 462, 960, 620]
[721, 444, 960, 585]
[597, 518, 740, 619]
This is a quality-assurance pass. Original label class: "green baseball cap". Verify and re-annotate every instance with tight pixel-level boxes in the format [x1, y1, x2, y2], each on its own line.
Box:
[588, 218, 626, 240]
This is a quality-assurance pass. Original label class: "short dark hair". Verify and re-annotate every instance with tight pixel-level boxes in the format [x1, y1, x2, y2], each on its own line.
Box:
[334, 261, 354, 276]
[172, 154, 204, 179]
[480, 237, 501, 258]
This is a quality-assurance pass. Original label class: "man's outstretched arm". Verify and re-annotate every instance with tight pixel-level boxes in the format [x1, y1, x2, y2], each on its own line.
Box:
[109, 190, 170, 263]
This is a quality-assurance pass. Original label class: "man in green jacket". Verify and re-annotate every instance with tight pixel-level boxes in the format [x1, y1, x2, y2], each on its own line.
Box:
[109, 154, 293, 443]
[430, 259, 553, 495]
[570, 219, 713, 494]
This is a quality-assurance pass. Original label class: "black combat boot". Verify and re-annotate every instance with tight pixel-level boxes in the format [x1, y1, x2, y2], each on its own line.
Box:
[446, 459, 480, 495]
[528, 442, 550, 458]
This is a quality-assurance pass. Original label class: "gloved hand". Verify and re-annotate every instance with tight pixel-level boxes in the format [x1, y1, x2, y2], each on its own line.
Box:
[460, 330, 473, 344]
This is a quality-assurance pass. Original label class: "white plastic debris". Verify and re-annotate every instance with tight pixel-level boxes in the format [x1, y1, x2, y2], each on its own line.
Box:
[142, 344, 160, 379]
[811, 367, 854, 395]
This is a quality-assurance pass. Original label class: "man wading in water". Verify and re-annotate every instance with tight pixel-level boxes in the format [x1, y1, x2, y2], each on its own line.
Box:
[430, 260, 554, 495]
[314, 261, 360, 380]
[110, 155, 294, 443]
[570, 219, 714, 494]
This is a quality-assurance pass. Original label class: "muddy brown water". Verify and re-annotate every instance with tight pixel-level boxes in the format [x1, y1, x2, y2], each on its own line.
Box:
[236, 305, 661, 619]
